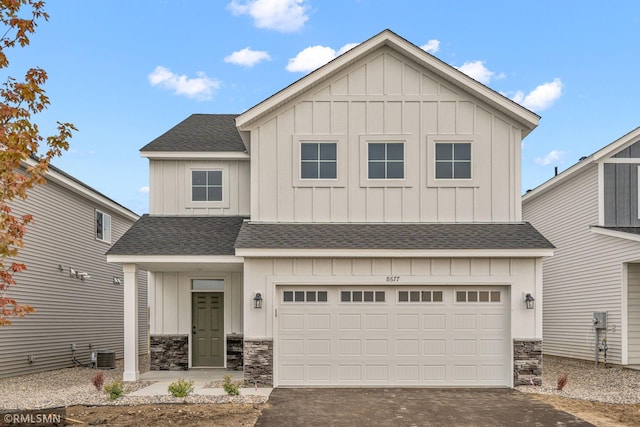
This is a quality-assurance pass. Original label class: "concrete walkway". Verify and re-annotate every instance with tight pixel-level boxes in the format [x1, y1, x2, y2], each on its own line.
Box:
[130, 369, 272, 397]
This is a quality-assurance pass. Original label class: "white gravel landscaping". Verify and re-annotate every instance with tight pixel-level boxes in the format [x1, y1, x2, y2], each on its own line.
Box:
[516, 355, 640, 404]
[0, 367, 267, 410]
[0, 356, 638, 410]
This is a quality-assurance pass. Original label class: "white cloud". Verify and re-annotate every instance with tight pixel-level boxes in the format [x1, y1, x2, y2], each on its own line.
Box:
[148, 66, 220, 101]
[456, 60, 496, 85]
[286, 43, 359, 73]
[512, 78, 563, 112]
[534, 150, 564, 166]
[225, 47, 271, 67]
[420, 39, 440, 53]
[228, 0, 309, 32]
[138, 186, 150, 194]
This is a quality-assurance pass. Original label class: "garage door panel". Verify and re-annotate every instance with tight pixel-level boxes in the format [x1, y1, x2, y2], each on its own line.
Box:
[277, 286, 508, 387]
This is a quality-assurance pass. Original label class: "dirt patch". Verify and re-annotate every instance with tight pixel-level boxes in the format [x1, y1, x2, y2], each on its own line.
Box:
[532, 394, 640, 427]
[63, 403, 262, 426]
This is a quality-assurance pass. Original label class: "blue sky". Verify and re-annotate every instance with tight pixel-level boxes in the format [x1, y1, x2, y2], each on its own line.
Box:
[11, 0, 640, 214]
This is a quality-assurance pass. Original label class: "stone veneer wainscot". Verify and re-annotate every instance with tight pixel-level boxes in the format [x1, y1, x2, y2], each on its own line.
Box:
[513, 339, 542, 386]
[244, 339, 273, 386]
[150, 335, 188, 371]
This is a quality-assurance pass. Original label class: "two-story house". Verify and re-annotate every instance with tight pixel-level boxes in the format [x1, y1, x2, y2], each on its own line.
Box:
[523, 127, 640, 367]
[108, 30, 553, 387]
[0, 159, 148, 378]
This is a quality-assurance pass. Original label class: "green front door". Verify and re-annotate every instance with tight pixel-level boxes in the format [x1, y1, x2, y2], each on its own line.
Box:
[192, 292, 224, 367]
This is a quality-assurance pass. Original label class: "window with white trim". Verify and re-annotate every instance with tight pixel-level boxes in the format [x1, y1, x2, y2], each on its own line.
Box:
[435, 143, 471, 179]
[95, 210, 111, 243]
[368, 142, 404, 179]
[340, 290, 385, 303]
[192, 170, 222, 202]
[301, 142, 337, 179]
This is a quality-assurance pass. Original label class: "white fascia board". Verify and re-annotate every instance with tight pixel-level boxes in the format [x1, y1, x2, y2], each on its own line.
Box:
[140, 151, 250, 160]
[235, 248, 554, 258]
[236, 30, 538, 133]
[106, 254, 244, 264]
[24, 158, 139, 221]
[590, 226, 640, 242]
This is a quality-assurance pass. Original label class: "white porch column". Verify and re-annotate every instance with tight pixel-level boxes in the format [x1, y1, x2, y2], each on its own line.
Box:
[123, 263, 139, 382]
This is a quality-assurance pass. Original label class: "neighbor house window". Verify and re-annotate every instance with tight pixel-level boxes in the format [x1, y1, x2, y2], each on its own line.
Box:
[95, 210, 111, 243]
[368, 142, 404, 179]
[435, 142, 471, 179]
[192, 170, 222, 202]
[301, 142, 337, 179]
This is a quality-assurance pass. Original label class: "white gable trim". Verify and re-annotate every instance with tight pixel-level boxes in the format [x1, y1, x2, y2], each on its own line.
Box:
[236, 30, 539, 134]
[141, 151, 250, 160]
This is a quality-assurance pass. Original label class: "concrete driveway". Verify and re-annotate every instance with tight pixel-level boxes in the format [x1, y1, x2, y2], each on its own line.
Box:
[254, 388, 593, 427]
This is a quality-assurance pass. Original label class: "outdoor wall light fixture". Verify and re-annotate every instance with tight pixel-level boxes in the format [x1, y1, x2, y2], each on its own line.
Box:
[253, 292, 263, 309]
[112, 277, 122, 285]
[524, 292, 535, 310]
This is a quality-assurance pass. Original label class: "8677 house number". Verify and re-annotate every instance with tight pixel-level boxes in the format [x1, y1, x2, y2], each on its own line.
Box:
[386, 276, 400, 282]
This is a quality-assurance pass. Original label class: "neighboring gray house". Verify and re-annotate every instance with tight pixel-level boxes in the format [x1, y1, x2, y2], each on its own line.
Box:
[0, 159, 147, 378]
[109, 29, 553, 387]
[523, 126, 640, 366]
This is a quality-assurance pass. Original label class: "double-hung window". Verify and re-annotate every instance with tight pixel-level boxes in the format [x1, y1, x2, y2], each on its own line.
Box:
[301, 142, 337, 179]
[96, 210, 111, 243]
[368, 142, 404, 179]
[192, 170, 222, 202]
[435, 142, 471, 179]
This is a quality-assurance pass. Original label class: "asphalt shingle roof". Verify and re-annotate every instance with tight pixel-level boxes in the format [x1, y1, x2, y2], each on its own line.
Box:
[140, 114, 246, 152]
[107, 215, 247, 256]
[235, 222, 554, 250]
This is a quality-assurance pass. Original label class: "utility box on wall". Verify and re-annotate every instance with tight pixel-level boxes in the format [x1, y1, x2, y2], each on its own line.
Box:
[593, 312, 607, 330]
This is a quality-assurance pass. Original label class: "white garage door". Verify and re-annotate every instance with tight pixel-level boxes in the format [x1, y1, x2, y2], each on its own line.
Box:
[276, 286, 509, 387]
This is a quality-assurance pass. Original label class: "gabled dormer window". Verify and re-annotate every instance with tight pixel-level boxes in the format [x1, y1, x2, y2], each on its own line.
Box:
[192, 170, 222, 202]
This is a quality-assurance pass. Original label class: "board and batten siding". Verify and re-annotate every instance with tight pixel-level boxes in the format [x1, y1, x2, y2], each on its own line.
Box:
[523, 164, 640, 364]
[248, 47, 524, 223]
[243, 256, 542, 342]
[149, 159, 250, 216]
[0, 178, 147, 379]
[149, 271, 243, 337]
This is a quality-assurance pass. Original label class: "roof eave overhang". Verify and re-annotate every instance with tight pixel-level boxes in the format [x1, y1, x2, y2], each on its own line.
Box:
[236, 30, 539, 135]
[140, 151, 250, 160]
[590, 226, 640, 242]
[107, 254, 244, 264]
[234, 248, 554, 258]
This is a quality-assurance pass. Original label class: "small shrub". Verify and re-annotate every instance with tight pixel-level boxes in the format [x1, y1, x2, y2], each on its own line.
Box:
[168, 378, 194, 398]
[104, 379, 124, 401]
[92, 371, 105, 391]
[556, 373, 568, 391]
[223, 374, 241, 396]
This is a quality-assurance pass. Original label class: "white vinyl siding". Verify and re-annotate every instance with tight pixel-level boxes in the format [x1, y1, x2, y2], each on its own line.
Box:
[628, 264, 640, 364]
[523, 164, 640, 364]
[247, 48, 524, 223]
[0, 179, 147, 378]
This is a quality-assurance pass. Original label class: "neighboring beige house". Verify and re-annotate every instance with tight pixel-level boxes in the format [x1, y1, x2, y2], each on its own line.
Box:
[108, 29, 553, 387]
[0, 160, 147, 378]
[523, 126, 640, 366]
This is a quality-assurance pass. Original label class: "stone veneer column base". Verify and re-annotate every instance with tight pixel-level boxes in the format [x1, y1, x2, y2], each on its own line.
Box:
[227, 334, 243, 370]
[150, 335, 189, 371]
[243, 339, 273, 386]
[514, 339, 542, 386]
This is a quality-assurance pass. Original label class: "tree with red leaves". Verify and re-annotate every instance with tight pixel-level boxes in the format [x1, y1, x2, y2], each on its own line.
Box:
[0, 0, 75, 326]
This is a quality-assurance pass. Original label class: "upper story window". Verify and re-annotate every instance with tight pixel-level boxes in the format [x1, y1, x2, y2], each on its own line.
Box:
[192, 170, 222, 202]
[95, 210, 111, 243]
[368, 142, 404, 179]
[427, 135, 479, 188]
[301, 142, 337, 179]
[435, 142, 471, 179]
